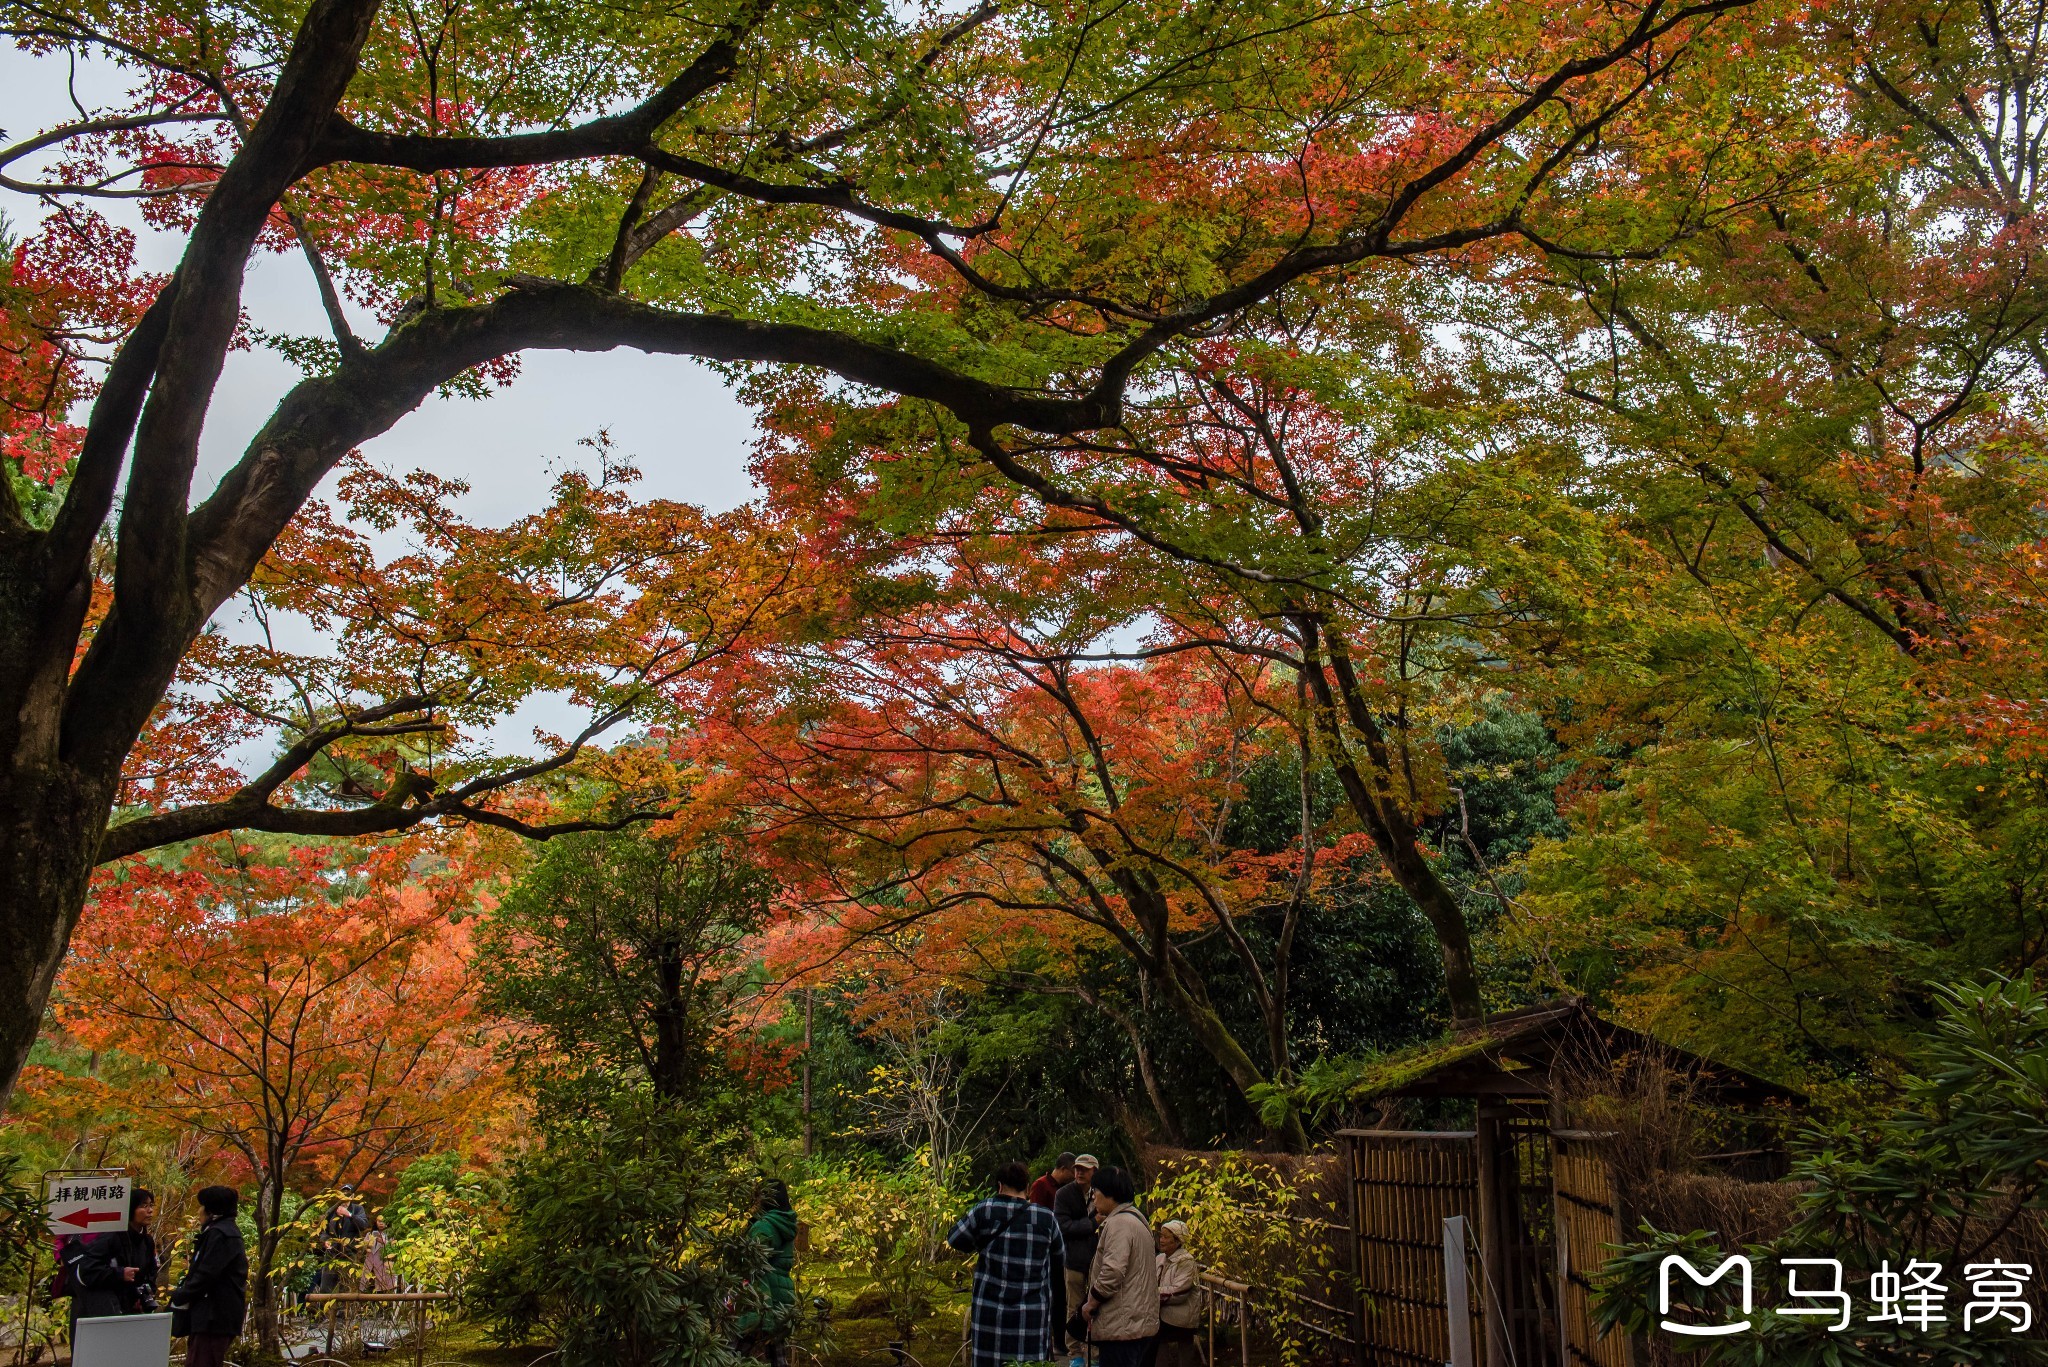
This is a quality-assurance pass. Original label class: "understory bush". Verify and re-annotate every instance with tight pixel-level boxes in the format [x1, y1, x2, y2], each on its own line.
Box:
[1147, 1153, 1348, 1366]
[1597, 977, 2048, 1365]
[800, 1156, 958, 1342]
[386, 1155, 498, 1292]
[466, 1104, 757, 1367]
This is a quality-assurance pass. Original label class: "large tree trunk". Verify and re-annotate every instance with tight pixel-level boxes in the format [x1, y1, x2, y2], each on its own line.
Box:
[1295, 614, 1485, 1024]
[0, 761, 121, 1112]
[250, 1174, 288, 1363]
[1092, 862, 1311, 1149]
[1151, 969, 1310, 1149]
[651, 941, 694, 1100]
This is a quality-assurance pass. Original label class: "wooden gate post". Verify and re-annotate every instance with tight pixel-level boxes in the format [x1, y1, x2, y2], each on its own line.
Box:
[1207, 1274, 1216, 1367]
[1344, 1133, 1365, 1367]
[1475, 1113, 1512, 1367]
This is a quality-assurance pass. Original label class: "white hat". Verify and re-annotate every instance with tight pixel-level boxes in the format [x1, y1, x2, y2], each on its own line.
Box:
[1160, 1219, 1189, 1241]
[1074, 1153, 1100, 1169]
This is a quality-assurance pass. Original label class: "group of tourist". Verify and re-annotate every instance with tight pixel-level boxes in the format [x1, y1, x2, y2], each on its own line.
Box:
[58, 1185, 247, 1367]
[949, 1153, 1202, 1367]
[56, 1181, 400, 1363]
[60, 1160, 1188, 1367]
[300, 1187, 401, 1298]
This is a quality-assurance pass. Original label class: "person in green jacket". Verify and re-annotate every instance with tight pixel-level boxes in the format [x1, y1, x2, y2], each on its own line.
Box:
[738, 1178, 798, 1367]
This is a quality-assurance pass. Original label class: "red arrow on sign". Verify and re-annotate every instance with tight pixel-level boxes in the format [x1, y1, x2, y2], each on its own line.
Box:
[55, 1208, 122, 1229]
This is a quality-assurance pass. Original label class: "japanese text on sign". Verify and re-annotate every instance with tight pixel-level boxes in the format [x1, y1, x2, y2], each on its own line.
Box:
[44, 1174, 131, 1236]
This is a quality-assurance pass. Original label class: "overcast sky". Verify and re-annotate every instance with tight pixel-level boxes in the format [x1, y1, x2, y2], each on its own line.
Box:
[2, 43, 763, 757]
[0, 46, 762, 524]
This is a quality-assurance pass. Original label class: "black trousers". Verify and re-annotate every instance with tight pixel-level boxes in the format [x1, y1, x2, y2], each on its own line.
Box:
[186, 1333, 236, 1367]
[1096, 1337, 1151, 1367]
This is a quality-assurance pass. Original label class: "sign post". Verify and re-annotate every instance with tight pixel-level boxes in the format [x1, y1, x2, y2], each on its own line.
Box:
[1443, 1215, 1476, 1367]
[45, 1172, 132, 1236]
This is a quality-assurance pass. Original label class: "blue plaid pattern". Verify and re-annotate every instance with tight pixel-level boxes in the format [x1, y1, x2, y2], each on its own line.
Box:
[948, 1196, 1065, 1367]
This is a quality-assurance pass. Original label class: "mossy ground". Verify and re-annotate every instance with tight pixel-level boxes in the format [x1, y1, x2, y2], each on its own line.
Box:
[333, 1263, 980, 1367]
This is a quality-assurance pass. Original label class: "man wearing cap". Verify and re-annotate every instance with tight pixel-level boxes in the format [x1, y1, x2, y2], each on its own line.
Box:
[1053, 1155, 1101, 1367]
[1029, 1155, 1077, 1355]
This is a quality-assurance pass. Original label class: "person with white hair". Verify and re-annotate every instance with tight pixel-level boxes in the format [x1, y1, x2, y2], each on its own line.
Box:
[1153, 1220, 1204, 1367]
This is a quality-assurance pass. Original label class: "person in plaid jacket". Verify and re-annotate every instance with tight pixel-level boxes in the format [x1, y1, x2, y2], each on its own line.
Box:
[949, 1161, 1067, 1367]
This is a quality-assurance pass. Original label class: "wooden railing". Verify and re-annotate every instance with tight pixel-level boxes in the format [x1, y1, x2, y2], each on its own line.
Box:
[303, 1291, 453, 1367]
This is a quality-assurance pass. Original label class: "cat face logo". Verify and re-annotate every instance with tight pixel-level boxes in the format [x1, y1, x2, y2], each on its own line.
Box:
[1659, 1254, 1753, 1337]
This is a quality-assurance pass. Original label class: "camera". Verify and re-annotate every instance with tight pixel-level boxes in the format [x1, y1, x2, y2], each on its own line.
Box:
[134, 1283, 159, 1314]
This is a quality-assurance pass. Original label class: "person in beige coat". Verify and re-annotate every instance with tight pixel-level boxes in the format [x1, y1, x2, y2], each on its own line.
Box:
[1153, 1220, 1203, 1367]
[1082, 1167, 1158, 1367]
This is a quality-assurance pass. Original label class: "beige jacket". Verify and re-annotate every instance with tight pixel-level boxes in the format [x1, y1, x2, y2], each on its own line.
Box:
[1086, 1205, 1160, 1342]
[1157, 1249, 1201, 1329]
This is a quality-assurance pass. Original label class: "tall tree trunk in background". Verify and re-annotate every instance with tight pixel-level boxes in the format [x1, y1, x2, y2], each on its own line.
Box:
[1296, 614, 1485, 1024]
[1071, 987, 1184, 1147]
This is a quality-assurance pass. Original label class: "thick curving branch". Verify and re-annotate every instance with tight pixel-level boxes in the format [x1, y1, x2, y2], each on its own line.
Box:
[306, 1, 772, 175]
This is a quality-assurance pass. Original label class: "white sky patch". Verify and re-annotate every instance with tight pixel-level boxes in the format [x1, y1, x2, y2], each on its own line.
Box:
[4, 42, 763, 775]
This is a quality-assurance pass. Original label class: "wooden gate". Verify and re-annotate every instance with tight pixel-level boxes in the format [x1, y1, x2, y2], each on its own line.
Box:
[1341, 1129, 1481, 1367]
[1552, 1131, 1633, 1367]
[1480, 1105, 1560, 1367]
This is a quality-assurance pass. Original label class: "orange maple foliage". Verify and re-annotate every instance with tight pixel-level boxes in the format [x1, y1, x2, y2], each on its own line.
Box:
[706, 526, 1385, 1142]
[107, 448, 823, 851]
[54, 833, 503, 1348]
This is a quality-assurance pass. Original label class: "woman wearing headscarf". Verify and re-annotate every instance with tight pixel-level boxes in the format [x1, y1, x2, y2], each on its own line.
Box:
[1152, 1221, 1203, 1367]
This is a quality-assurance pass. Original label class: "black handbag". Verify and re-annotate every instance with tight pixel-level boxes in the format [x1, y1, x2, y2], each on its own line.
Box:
[1065, 1308, 1090, 1345]
[169, 1304, 191, 1338]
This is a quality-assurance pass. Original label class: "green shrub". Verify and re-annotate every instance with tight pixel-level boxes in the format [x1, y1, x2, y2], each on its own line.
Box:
[465, 1106, 757, 1367]
[385, 1155, 498, 1293]
[1597, 976, 2048, 1365]
[800, 1157, 957, 1341]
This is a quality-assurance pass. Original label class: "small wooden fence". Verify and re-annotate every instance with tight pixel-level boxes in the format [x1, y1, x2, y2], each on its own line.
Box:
[1340, 1126, 1635, 1367]
[1344, 1131, 1478, 1367]
[1552, 1133, 1631, 1367]
[303, 1292, 453, 1367]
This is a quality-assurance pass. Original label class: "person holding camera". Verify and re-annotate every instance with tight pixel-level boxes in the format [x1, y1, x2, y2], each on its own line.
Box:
[65, 1188, 160, 1329]
[170, 1186, 248, 1367]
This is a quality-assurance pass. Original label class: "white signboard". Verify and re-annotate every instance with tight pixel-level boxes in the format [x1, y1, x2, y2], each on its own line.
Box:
[73, 1311, 172, 1367]
[46, 1173, 130, 1236]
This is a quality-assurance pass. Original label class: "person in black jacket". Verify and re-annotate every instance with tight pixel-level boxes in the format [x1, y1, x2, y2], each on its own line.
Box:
[66, 1189, 160, 1331]
[170, 1186, 247, 1367]
[313, 1197, 367, 1293]
[1052, 1155, 1100, 1367]
[67, 1235, 128, 1329]
[116, 1189, 160, 1312]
